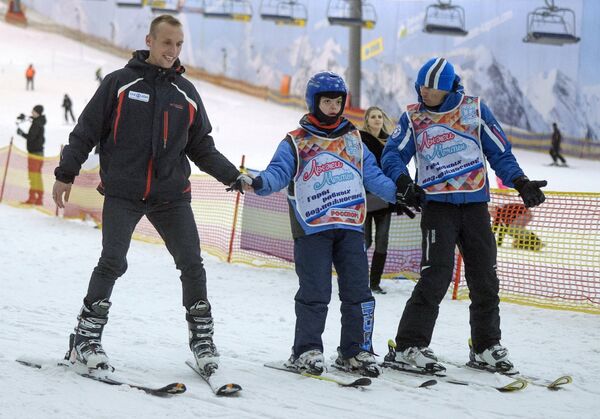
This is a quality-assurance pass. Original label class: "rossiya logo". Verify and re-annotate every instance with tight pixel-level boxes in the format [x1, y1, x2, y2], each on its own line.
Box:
[329, 208, 360, 219]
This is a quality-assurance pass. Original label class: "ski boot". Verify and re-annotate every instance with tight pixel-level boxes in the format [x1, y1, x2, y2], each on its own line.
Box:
[383, 339, 446, 373]
[284, 349, 325, 375]
[468, 343, 518, 375]
[187, 300, 219, 376]
[67, 298, 112, 370]
[334, 348, 381, 377]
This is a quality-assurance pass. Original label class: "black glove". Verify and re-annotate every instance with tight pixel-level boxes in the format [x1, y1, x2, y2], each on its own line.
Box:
[226, 174, 253, 194]
[513, 175, 547, 208]
[17, 128, 24, 136]
[392, 202, 416, 219]
[396, 173, 425, 212]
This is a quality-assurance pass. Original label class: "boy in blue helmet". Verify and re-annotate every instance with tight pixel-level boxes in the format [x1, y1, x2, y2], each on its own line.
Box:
[381, 57, 547, 375]
[244, 71, 410, 377]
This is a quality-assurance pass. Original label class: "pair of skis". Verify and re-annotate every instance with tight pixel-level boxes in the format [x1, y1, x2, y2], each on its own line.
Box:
[15, 358, 241, 397]
[381, 339, 572, 392]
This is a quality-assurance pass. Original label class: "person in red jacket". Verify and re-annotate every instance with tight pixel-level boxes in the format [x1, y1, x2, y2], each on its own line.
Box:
[52, 14, 250, 375]
[25, 64, 35, 91]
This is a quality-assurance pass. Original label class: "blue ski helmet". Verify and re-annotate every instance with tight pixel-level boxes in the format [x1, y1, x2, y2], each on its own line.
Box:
[305, 71, 348, 114]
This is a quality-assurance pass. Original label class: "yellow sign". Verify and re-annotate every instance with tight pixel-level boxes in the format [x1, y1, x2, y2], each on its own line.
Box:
[361, 37, 384, 61]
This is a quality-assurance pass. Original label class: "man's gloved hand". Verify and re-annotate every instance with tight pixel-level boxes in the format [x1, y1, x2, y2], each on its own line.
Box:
[513, 175, 547, 208]
[16, 128, 24, 136]
[392, 202, 416, 219]
[396, 173, 425, 212]
[226, 174, 254, 194]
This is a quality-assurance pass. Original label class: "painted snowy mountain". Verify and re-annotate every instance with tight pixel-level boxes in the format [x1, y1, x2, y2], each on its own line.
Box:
[527, 70, 600, 140]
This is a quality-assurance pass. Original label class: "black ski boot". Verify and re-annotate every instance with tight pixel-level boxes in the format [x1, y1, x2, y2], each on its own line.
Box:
[67, 299, 112, 370]
[187, 300, 219, 375]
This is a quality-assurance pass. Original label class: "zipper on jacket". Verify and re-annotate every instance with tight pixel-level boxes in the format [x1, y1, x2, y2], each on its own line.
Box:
[163, 111, 168, 149]
[143, 158, 153, 200]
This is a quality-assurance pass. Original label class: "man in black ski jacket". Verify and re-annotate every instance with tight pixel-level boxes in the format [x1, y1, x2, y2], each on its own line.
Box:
[17, 104, 46, 205]
[52, 14, 252, 374]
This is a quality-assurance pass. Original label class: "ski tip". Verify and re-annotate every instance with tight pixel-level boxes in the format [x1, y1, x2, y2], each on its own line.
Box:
[352, 377, 372, 387]
[161, 382, 187, 394]
[419, 379, 438, 388]
[216, 383, 242, 396]
[387, 339, 396, 348]
[497, 378, 528, 392]
[15, 359, 43, 369]
[547, 375, 573, 390]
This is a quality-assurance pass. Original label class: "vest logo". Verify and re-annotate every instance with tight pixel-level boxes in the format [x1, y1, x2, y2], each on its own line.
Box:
[128, 91, 150, 102]
[303, 159, 343, 181]
[329, 208, 360, 219]
[418, 130, 456, 151]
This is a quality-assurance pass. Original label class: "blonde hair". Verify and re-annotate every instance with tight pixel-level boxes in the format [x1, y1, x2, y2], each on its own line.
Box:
[362, 106, 395, 137]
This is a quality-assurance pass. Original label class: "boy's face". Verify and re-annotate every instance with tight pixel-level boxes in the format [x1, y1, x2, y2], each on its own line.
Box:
[419, 86, 448, 107]
[318, 96, 343, 118]
[146, 22, 184, 69]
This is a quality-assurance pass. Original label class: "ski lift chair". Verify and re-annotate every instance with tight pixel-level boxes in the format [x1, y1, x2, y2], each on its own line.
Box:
[149, 0, 180, 14]
[116, 0, 145, 7]
[203, 0, 253, 22]
[327, 0, 377, 30]
[523, 0, 580, 46]
[423, 0, 468, 36]
[259, 0, 307, 27]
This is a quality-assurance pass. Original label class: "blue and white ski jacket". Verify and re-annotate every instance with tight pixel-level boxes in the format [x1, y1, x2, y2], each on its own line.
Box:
[254, 115, 397, 238]
[382, 78, 525, 205]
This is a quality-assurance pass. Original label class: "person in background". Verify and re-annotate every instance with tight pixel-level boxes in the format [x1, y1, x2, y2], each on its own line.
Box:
[359, 106, 396, 294]
[95, 67, 103, 84]
[25, 63, 35, 91]
[17, 105, 46, 205]
[62, 94, 76, 124]
[550, 122, 568, 167]
[245, 71, 414, 378]
[52, 14, 249, 376]
[382, 57, 547, 375]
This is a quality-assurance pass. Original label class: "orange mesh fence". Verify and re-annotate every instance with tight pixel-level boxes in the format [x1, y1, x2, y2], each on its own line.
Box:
[2, 143, 598, 314]
[453, 191, 600, 314]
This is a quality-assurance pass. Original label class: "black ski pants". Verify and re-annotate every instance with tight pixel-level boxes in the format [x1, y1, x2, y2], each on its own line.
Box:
[395, 201, 501, 354]
[85, 195, 208, 310]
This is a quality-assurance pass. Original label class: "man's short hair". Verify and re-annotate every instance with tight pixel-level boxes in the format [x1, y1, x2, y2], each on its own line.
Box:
[149, 14, 182, 37]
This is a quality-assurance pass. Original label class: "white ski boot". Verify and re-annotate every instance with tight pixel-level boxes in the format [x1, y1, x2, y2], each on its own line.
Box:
[68, 299, 112, 370]
[334, 349, 381, 377]
[284, 349, 325, 375]
[187, 300, 219, 375]
[469, 343, 518, 375]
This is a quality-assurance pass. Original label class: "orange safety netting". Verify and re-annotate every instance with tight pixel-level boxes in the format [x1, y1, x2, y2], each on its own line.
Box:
[1, 143, 598, 314]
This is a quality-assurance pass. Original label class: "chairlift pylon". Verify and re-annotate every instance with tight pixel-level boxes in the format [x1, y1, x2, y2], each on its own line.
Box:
[523, 0, 580, 46]
[326, 0, 377, 30]
[203, 0, 253, 22]
[423, 0, 468, 37]
[259, 0, 307, 27]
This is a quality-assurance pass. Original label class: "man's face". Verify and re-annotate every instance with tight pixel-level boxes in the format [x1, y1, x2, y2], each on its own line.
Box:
[318, 96, 343, 117]
[145, 22, 184, 69]
[420, 86, 448, 107]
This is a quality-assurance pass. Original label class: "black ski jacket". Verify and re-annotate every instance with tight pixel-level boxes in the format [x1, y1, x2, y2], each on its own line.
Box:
[21, 115, 46, 154]
[55, 50, 240, 202]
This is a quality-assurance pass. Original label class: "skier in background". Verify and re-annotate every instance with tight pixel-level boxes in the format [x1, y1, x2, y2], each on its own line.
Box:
[62, 94, 76, 124]
[549, 122, 568, 167]
[95, 67, 103, 84]
[52, 14, 248, 375]
[25, 63, 35, 90]
[244, 71, 415, 378]
[382, 57, 547, 375]
[359, 106, 396, 295]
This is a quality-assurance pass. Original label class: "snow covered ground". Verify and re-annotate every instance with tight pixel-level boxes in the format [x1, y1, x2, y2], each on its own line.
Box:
[1, 8, 600, 419]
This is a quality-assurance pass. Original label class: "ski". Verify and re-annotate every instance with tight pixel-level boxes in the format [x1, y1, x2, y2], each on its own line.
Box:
[185, 360, 242, 396]
[264, 361, 371, 388]
[382, 340, 527, 392]
[461, 360, 572, 391]
[16, 359, 186, 397]
[380, 360, 526, 392]
[329, 363, 437, 388]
